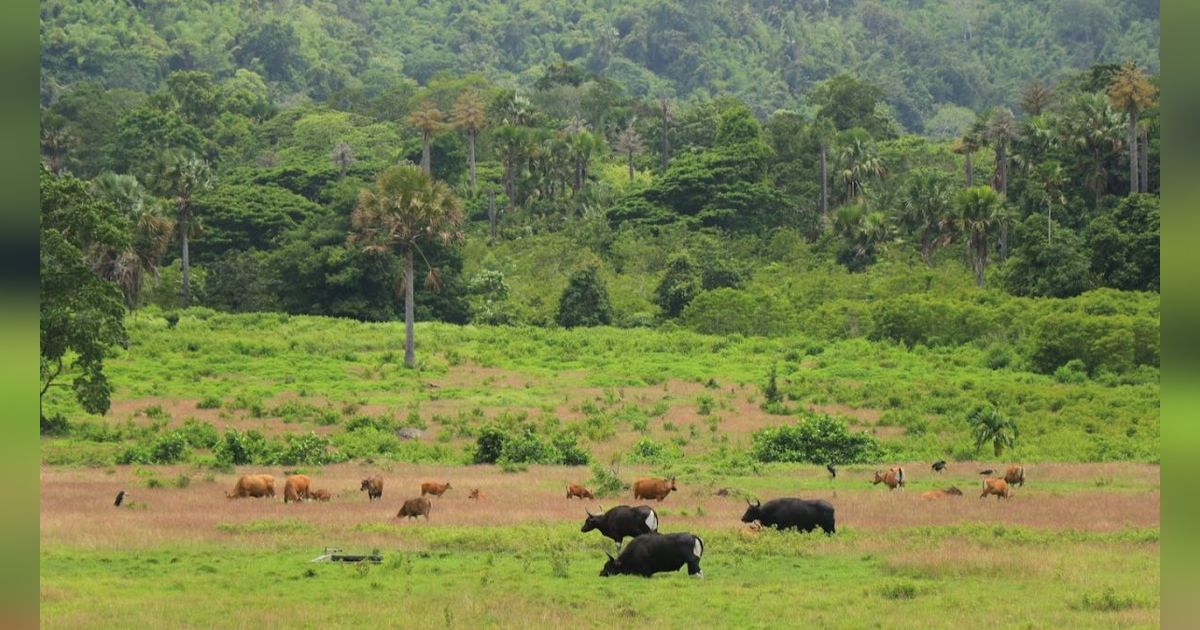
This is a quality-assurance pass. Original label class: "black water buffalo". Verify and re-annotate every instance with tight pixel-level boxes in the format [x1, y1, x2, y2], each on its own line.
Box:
[740, 498, 835, 534]
[580, 505, 659, 549]
[599, 532, 704, 578]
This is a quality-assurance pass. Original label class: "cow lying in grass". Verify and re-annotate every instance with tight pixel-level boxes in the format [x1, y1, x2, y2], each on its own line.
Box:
[599, 532, 705, 578]
[920, 487, 963, 500]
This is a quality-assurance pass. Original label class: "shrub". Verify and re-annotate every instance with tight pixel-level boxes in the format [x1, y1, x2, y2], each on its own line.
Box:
[41, 413, 71, 436]
[762, 364, 782, 406]
[555, 267, 613, 328]
[151, 431, 191, 463]
[272, 432, 342, 466]
[213, 428, 271, 465]
[751, 413, 880, 464]
[655, 254, 701, 318]
[587, 463, 628, 497]
[197, 395, 222, 410]
[179, 419, 219, 449]
[627, 437, 667, 463]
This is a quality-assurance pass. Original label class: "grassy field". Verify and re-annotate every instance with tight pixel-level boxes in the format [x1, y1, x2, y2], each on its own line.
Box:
[40, 310, 1160, 627]
[41, 462, 1159, 629]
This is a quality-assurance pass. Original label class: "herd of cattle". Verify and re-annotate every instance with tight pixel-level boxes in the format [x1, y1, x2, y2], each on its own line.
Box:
[204, 462, 1028, 578]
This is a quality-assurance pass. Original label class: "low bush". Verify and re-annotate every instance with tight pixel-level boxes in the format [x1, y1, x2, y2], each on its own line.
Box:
[751, 412, 881, 464]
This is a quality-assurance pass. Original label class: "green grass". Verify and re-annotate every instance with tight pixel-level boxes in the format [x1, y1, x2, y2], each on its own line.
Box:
[42, 309, 1158, 465]
[40, 525, 1158, 629]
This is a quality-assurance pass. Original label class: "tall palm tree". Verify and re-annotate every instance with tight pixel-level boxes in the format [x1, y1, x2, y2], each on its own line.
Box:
[349, 165, 464, 368]
[899, 169, 956, 265]
[1107, 60, 1156, 195]
[1030, 161, 1067, 241]
[968, 407, 1019, 457]
[951, 122, 985, 187]
[408, 101, 445, 175]
[1062, 93, 1124, 207]
[154, 151, 213, 308]
[956, 186, 1002, 288]
[614, 124, 644, 182]
[451, 90, 487, 193]
[566, 129, 601, 195]
[492, 125, 529, 210]
[985, 108, 1018, 260]
[837, 130, 886, 204]
[89, 173, 175, 308]
[812, 117, 836, 220]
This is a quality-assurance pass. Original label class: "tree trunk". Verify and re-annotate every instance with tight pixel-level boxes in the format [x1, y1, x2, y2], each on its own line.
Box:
[180, 205, 191, 308]
[965, 152, 974, 187]
[1139, 124, 1149, 193]
[504, 160, 515, 206]
[819, 143, 828, 219]
[468, 131, 477, 193]
[627, 152, 634, 182]
[973, 241, 986, 288]
[661, 109, 671, 171]
[404, 247, 415, 368]
[420, 133, 431, 175]
[1127, 108, 1138, 195]
[487, 189, 497, 240]
[999, 222, 1007, 262]
[1048, 203, 1052, 242]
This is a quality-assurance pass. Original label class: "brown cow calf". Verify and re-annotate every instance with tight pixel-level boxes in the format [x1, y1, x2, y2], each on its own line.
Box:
[421, 481, 452, 497]
[633, 477, 677, 502]
[566, 483, 595, 499]
[397, 496, 433, 519]
[309, 488, 331, 502]
[920, 486, 963, 500]
[468, 488, 485, 500]
[872, 467, 906, 490]
[980, 477, 1011, 500]
[284, 474, 311, 503]
[1003, 465, 1025, 487]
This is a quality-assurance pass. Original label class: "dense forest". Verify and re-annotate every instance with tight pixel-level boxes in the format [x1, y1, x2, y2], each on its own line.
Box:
[41, 0, 1159, 423]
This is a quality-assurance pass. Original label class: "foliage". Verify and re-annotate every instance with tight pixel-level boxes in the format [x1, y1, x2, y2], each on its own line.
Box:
[555, 268, 613, 328]
[967, 406, 1020, 457]
[751, 413, 881, 464]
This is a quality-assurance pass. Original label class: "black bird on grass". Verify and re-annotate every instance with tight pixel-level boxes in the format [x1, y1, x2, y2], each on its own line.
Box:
[826, 464, 837, 479]
[978, 469, 995, 476]
[931, 460, 947, 473]
[114, 490, 127, 507]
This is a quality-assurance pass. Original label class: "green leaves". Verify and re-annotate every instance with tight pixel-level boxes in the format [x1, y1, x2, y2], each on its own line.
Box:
[751, 412, 881, 465]
[967, 407, 1019, 457]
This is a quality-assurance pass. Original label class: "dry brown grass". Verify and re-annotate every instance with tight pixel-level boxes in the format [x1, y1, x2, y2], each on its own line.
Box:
[41, 461, 1159, 550]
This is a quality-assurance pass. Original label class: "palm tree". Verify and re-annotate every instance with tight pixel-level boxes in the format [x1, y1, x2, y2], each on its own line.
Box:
[837, 130, 886, 204]
[154, 151, 213, 308]
[956, 186, 1002, 287]
[492, 125, 529, 209]
[89, 173, 175, 308]
[658, 96, 673, 171]
[985, 108, 1018, 260]
[968, 407, 1019, 457]
[330, 141, 355, 177]
[41, 122, 74, 176]
[951, 122, 984, 187]
[613, 124, 644, 182]
[1030, 161, 1067, 241]
[1107, 60, 1156, 195]
[408, 101, 445, 175]
[1062, 93, 1124, 207]
[451, 90, 487, 193]
[349, 165, 464, 368]
[566, 129, 601, 195]
[812, 117, 836, 220]
[899, 169, 956, 265]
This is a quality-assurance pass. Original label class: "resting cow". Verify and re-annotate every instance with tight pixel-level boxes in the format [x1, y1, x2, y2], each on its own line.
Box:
[740, 498, 835, 534]
[920, 487, 963, 500]
[421, 481, 452, 497]
[632, 477, 677, 502]
[599, 532, 705, 578]
[226, 474, 275, 499]
[396, 496, 433, 519]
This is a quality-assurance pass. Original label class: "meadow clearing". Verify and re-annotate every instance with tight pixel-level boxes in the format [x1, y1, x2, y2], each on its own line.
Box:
[39, 311, 1160, 628]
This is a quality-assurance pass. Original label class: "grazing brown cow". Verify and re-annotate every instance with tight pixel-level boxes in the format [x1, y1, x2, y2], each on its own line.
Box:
[872, 467, 906, 490]
[1003, 465, 1025, 487]
[633, 477, 677, 502]
[566, 483, 595, 499]
[396, 496, 432, 519]
[226, 474, 275, 499]
[421, 481, 452, 497]
[309, 488, 331, 502]
[920, 486, 964, 500]
[468, 488, 485, 500]
[980, 477, 1011, 500]
[284, 474, 311, 503]
[360, 475, 384, 501]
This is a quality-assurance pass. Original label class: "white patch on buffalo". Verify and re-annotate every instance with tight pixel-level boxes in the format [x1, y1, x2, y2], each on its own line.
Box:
[645, 510, 658, 531]
[693, 537, 704, 558]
